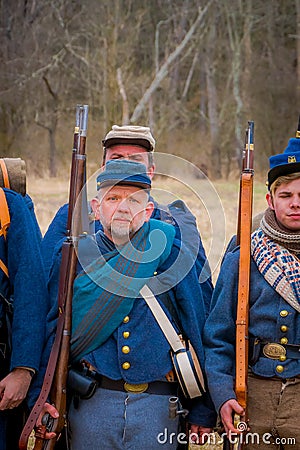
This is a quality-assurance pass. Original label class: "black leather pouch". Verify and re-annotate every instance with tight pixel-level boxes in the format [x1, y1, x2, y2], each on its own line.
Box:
[248, 337, 261, 366]
[67, 368, 98, 399]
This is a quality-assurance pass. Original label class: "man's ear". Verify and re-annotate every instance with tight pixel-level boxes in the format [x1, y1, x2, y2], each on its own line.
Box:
[144, 201, 155, 222]
[266, 192, 274, 210]
[147, 164, 155, 179]
[91, 197, 101, 220]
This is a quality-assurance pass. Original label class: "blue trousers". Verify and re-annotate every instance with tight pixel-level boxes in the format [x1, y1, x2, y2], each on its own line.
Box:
[0, 406, 26, 450]
[0, 413, 6, 450]
[68, 387, 181, 449]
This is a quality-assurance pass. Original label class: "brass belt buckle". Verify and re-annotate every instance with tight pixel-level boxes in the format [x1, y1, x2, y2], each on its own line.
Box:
[124, 382, 148, 394]
[263, 343, 286, 360]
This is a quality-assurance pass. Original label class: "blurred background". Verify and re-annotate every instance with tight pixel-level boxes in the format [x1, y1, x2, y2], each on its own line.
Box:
[1, 0, 299, 180]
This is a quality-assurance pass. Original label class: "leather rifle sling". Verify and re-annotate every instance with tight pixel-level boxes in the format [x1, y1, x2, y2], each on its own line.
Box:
[235, 172, 252, 410]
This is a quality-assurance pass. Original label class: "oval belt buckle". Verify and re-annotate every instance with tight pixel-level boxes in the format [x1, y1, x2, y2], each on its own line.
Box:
[263, 343, 286, 360]
[124, 382, 148, 394]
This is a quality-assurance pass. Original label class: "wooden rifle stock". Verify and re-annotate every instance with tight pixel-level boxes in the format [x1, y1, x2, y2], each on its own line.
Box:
[223, 122, 254, 450]
[234, 121, 254, 448]
[19, 104, 89, 450]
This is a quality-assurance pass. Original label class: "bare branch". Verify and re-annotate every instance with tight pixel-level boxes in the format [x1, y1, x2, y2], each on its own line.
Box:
[130, 1, 212, 123]
[182, 50, 199, 99]
[117, 68, 129, 125]
[42, 76, 58, 101]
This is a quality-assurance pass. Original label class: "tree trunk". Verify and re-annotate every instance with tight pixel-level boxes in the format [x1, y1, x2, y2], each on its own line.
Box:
[205, 60, 221, 179]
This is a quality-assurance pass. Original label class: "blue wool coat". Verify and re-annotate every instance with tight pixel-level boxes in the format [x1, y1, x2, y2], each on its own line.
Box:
[41, 228, 216, 427]
[41, 198, 213, 313]
[0, 189, 47, 373]
[203, 245, 300, 414]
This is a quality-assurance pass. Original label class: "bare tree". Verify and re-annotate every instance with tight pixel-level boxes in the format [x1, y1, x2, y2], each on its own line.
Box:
[130, 2, 212, 123]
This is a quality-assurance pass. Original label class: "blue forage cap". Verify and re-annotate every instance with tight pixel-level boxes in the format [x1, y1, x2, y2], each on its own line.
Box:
[268, 138, 300, 189]
[96, 160, 151, 190]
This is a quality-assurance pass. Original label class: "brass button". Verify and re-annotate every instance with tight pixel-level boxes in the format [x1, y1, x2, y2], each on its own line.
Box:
[276, 365, 284, 373]
[123, 331, 130, 339]
[122, 362, 130, 370]
[122, 345, 130, 354]
[154, 271, 158, 275]
[280, 337, 288, 345]
[279, 355, 286, 362]
[280, 325, 288, 332]
[123, 316, 130, 323]
[280, 310, 288, 317]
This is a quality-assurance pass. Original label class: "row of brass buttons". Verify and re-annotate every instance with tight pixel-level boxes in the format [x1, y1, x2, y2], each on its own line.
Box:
[277, 310, 289, 372]
[122, 316, 130, 370]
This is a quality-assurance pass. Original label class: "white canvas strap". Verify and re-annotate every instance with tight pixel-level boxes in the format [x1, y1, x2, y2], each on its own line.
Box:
[139, 285, 184, 353]
[140, 285, 204, 399]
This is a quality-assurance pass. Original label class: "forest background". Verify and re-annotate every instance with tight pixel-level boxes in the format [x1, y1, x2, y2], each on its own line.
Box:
[1, 0, 300, 277]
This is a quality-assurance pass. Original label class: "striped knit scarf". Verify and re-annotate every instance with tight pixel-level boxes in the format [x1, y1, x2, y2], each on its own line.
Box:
[251, 209, 300, 313]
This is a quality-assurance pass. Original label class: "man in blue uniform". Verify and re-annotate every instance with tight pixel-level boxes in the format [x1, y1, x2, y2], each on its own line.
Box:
[0, 189, 47, 450]
[41, 159, 216, 449]
[204, 135, 300, 449]
[41, 125, 213, 313]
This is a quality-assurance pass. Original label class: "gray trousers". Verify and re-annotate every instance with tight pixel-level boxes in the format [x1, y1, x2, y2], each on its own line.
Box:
[243, 371, 300, 450]
[68, 386, 181, 449]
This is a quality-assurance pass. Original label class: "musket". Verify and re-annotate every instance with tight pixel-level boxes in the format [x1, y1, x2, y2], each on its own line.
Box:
[223, 121, 254, 450]
[234, 121, 254, 448]
[19, 104, 89, 450]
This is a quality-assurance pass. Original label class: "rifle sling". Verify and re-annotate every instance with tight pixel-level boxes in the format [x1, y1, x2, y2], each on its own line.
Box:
[235, 172, 253, 410]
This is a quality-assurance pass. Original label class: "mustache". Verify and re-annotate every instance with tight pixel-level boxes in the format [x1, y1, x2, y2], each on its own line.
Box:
[112, 214, 131, 221]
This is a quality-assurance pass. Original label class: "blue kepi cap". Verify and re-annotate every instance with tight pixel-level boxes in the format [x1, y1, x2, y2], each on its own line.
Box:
[268, 138, 300, 189]
[97, 160, 151, 190]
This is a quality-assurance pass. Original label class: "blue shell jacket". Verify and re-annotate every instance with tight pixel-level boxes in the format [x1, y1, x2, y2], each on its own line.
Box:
[0, 189, 47, 373]
[203, 245, 300, 414]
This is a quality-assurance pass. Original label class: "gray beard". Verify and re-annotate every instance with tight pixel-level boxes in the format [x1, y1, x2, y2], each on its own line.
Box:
[110, 217, 145, 243]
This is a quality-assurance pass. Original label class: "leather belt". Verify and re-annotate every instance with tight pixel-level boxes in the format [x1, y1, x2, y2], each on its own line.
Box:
[94, 374, 178, 395]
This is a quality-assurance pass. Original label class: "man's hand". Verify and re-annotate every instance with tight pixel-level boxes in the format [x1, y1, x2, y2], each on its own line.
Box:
[0, 368, 32, 410]
[35, 402, 59, 440]
[220, 398, 245, 436]
[190, 424, 213, 445]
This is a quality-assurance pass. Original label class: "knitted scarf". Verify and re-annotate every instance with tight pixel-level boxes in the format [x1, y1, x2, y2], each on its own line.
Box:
[71, 219, 176, 362]
[261, 207, 300, 253]
[251, 208, 300, 313]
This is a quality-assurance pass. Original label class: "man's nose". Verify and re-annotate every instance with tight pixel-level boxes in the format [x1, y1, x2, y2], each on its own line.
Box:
[117, 199, 130, 211]
[290, 196, 300, 207]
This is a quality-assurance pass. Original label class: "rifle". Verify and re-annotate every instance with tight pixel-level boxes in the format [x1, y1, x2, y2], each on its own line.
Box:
[223, 121, 254, 450]
[19, 104, 89, 450]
